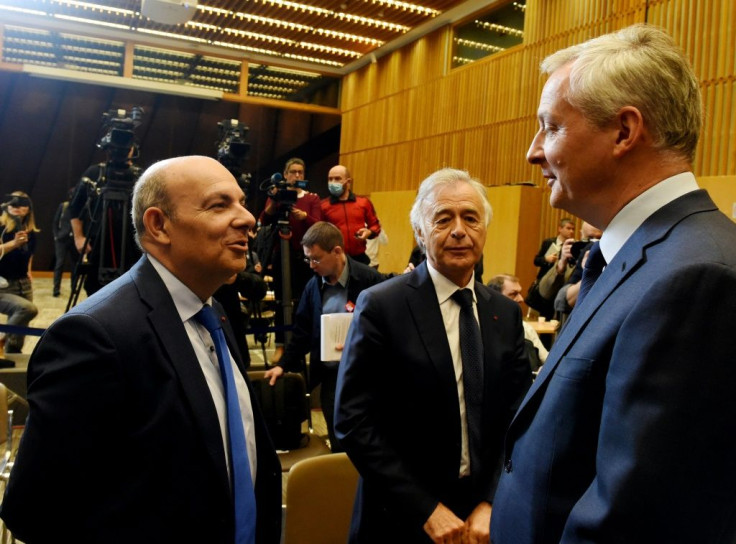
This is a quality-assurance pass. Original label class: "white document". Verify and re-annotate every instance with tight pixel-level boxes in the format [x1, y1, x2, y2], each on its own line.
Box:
[320, 313, 354, 362]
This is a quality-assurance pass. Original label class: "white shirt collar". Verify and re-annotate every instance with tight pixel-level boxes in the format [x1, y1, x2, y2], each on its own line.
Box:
[147, 255, 212, 323]
[600, 172, 699, 263]
[426, 260, 476, 305]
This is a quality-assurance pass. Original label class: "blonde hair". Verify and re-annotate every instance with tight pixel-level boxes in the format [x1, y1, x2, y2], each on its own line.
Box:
[1, 191, 40, 233]
[542, 24, 702, 162]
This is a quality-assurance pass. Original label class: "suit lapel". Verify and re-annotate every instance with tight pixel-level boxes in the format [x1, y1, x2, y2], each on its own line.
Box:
[510, 190, 718, 425]
[475, 284, 499, 378]
[406, 263, 458, 394]
[132, 258, 231, 494]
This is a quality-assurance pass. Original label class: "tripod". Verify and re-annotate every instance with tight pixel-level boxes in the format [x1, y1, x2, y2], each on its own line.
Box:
[67, 175, 137, 310]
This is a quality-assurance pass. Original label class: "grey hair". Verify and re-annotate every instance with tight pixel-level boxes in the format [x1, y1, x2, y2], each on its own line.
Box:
[131, 160, 175, 251]
[409, 168, 492, 249]
[541, 24, 702, 163]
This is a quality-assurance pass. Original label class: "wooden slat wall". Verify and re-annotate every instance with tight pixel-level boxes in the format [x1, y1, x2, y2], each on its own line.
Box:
[339, 0, 736, 280]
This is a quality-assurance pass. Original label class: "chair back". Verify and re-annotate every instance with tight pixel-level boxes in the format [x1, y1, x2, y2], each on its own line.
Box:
[284, 453, 359, 544]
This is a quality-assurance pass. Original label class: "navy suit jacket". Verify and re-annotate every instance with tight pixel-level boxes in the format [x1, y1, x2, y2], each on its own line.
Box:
[1, 256, 281, 543]
[279, 256, 386, 388]
[335, 262, 531, 542]
[491, 190, 736, 544]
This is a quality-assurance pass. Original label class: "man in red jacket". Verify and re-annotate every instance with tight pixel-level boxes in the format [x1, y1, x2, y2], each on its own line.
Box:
[321, 164, 381, 265]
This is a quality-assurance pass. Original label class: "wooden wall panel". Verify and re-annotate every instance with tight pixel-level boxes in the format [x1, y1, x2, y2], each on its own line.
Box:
[339, 0, 736, 253]
[368, 190, 417, 274]
[698, 176, 736, 222]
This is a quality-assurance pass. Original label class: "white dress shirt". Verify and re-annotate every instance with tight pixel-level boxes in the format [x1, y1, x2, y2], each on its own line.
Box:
[426, 261, 479, 477]
[600, 172, 699, 263]
[148, 256, 258, 484]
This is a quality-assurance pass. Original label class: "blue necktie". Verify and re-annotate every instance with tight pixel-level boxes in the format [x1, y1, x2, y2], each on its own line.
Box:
[451, 288, 484, 476]
[195, 305, 257, 544]
[578, 242, 606, 305]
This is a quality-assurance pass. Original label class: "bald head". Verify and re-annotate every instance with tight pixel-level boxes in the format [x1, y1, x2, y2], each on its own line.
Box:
[327, 165, 352, 199]
[132, 155, 256, 300]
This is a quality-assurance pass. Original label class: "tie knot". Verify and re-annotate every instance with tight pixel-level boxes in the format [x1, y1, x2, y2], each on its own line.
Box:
[584, 241, 606, 273]
[194, 304, 221, 333]
[451, 288, 474, 309]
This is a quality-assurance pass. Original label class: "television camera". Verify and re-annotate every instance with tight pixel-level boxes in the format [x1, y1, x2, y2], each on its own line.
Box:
[259, 172, 310, 238]
[67, 107, 144, 309]
[97, 107, 143, 185]
[216, 119, 252, 193]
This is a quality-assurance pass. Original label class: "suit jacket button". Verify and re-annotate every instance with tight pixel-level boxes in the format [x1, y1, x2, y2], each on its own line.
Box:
[504, 459, 513, 473]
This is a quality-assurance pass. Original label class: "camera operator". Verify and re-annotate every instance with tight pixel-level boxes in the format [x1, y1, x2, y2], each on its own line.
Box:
[537, 236, 576, 303]
[0, 192, 39, 355]
[259, 158, 322, 363]
[69, 139, 140, 297]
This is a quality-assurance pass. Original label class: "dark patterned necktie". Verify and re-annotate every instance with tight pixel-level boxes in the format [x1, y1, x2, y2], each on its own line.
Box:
[451, 288, 484, 476]
[194, 305, 257, 544]
[577, 241, 606, 305]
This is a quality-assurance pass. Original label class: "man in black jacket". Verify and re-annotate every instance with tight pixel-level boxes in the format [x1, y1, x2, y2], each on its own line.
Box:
[264, 221, 386, 451]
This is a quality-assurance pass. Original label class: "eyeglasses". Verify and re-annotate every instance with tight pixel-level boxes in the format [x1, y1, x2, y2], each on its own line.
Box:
[303, 257, 322, 265]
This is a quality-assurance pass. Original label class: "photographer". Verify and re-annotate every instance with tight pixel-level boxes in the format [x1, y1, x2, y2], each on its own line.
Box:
[0, 192, 39, 355]
[554, 222, 603, 320]
[259, 158, 322, 363]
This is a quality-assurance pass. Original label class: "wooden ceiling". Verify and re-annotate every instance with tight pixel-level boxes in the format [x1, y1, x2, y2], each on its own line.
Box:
[0, 0, 524, 103]
[0, 0, 478, 72]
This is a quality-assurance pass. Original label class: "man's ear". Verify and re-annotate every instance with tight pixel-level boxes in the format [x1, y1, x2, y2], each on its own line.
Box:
[142, 207, 171, 245]
[612, 106, 645, 158]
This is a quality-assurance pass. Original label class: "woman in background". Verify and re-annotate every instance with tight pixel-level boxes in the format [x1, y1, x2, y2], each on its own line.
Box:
[0, 191, 39, 355]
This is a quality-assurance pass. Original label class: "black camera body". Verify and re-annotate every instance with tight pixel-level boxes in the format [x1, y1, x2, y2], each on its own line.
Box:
[96, 107, 144, 192]
[216, 119, 252, 192]
[98, 107, 143, 169]
[569, 240, 598, 266]
[269, 174, 309, 206]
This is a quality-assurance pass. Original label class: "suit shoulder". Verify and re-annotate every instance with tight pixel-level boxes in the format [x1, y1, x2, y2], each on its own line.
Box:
[356, 271, 412, 301]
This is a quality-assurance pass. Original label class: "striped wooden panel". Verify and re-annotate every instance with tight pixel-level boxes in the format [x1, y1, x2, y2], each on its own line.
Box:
[340, 0, 736, 247]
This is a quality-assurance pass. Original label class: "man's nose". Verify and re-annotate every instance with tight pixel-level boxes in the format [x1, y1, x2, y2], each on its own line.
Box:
[236, 205, 256, 229]
[527, 130, 545, 165]
[450, 217, 467, 238]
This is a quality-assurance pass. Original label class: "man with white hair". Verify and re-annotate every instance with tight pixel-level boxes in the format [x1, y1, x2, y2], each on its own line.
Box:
[336, 168, 531, 543]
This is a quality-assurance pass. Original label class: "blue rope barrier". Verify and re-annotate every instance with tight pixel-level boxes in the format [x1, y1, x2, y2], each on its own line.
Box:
[0, 323, 291, 339]
[0, 324, 45, 337]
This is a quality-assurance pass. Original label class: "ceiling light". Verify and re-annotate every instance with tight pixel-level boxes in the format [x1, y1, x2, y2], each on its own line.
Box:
[454, 38, 505, 53]
[298, 42, 362, 57]
[137, 28, 210, 44]
[51, 0, 136, 17]
[366, 0, 439, 17]
[281, 53, 342, 66]
[0, 5, 47, 16]
[474, 21, 524, 38]
[53, 14, 132, 30]
[141, 0, 198, 25]
[23, 64, 223, 100]
[334, 12, 408, 32]
[254, 0, 332, 17]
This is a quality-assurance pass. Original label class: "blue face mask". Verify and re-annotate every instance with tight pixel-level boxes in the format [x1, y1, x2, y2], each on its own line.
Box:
[328, 182, 345, 197]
